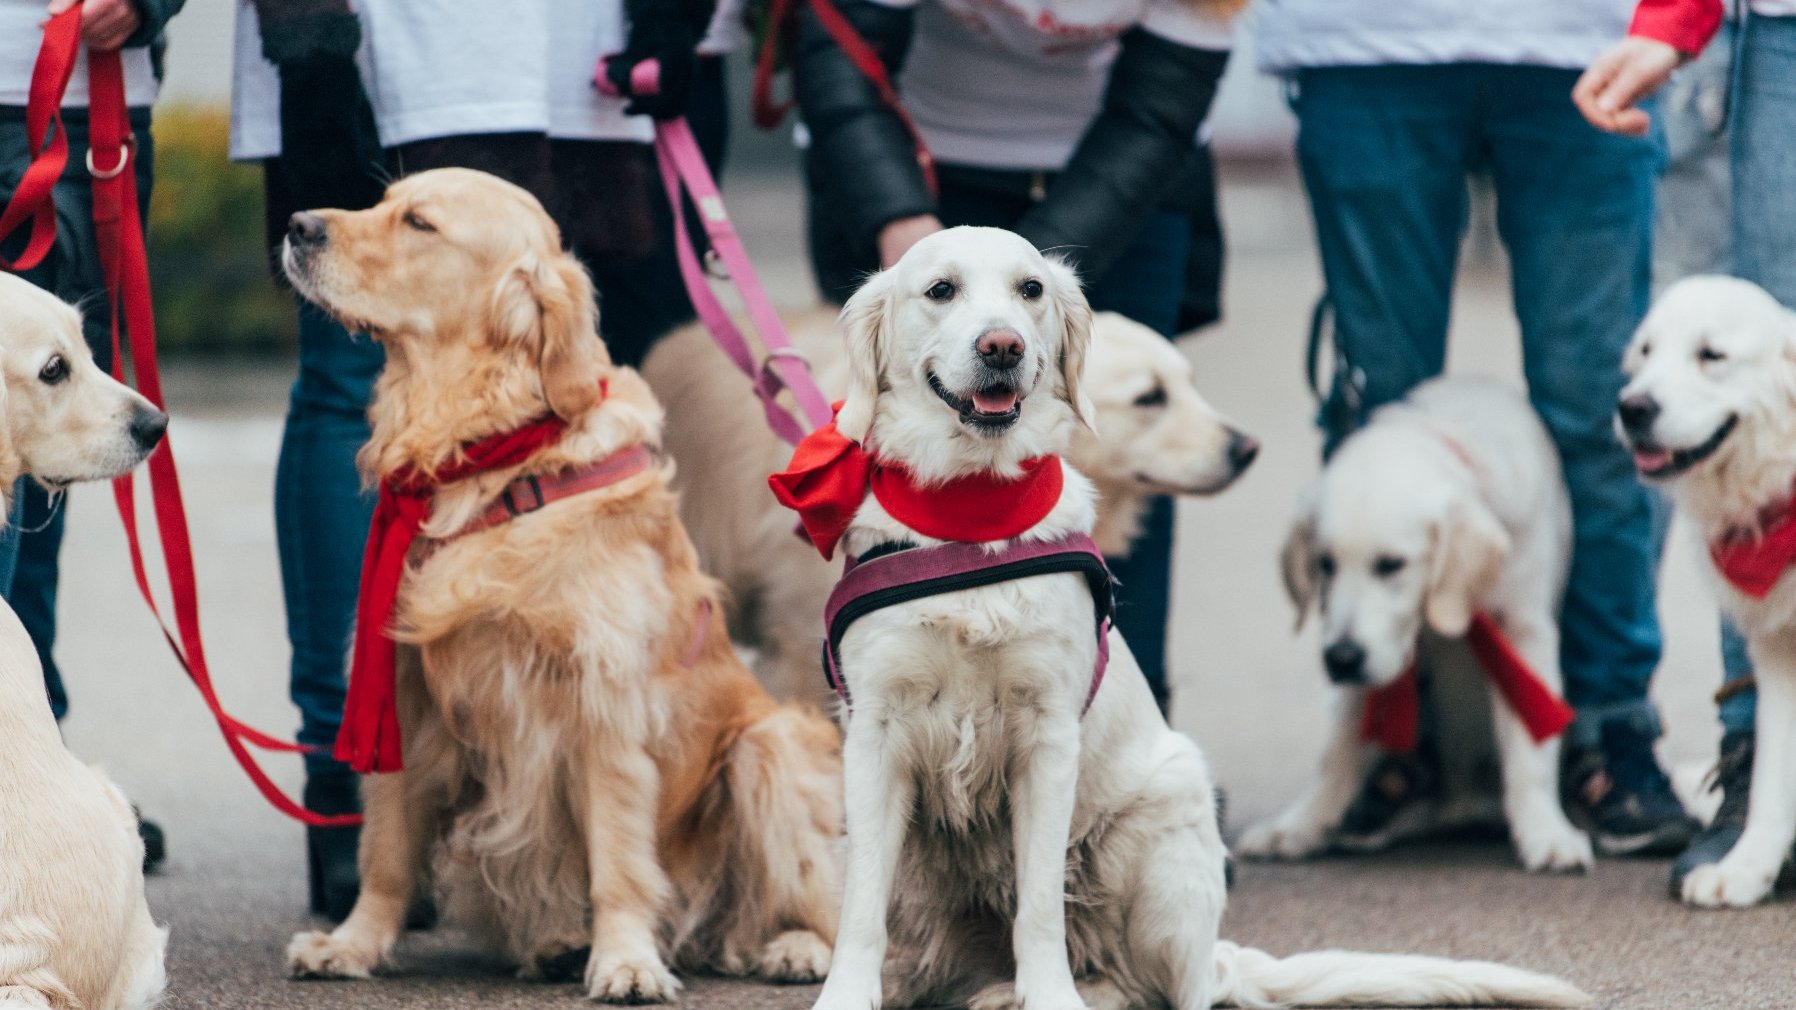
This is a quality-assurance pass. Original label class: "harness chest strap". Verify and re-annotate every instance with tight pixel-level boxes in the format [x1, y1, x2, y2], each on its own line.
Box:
[821, 532, 1115, 714]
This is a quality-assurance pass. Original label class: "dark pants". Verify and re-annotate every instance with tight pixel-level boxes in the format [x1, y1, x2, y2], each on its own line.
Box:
[805, 162, 1194, 709]
[0, 107, 155, 720]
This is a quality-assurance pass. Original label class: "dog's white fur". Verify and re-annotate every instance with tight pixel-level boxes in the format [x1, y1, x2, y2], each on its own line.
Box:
[812, 229, 1588, 1010]
[1240, 377, 1592, 873]
[643, 309, 1254, 703]
[1618, 275, 1796, 906]
[0, 272, 168, 1010]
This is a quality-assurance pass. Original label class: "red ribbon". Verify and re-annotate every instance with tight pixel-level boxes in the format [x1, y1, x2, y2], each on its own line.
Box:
[337, 418, 568, 774]
[768, 404, 1064, 559]
[1710, 498, 1796, 599]
[1360, 613, 1574, 753]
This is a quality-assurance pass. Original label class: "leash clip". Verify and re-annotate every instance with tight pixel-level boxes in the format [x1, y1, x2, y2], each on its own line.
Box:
[501, 475, 547, 517]
[86, 139, 130, 180]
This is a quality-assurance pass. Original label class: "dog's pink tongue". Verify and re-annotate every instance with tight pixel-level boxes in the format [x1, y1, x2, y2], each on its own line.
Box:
[972, 389, 1018, 414]
[1633, 448, 1671, 472]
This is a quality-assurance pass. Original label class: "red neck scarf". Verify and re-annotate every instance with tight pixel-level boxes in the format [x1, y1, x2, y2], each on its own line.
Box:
[1710, 495, 1796, 599]
[768, 405, 1064, 560]
[337, 417, 567, 773]
[1360, 613, 1574, 754]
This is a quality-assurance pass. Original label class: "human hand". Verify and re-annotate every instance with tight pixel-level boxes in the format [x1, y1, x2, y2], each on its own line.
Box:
[1573, 36, 1683, 137]
[877, 215, 943, 267]
[47, 0, 142, 51]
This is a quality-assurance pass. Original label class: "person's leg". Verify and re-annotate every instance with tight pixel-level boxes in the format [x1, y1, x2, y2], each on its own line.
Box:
[1081, 211, 1190, 713]
[1481, 63, 1694, 855]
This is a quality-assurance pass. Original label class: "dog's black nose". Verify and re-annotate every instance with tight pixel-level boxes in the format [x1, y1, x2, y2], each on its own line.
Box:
[976, 330, 1025, 370]
[1226, 431, 1260, 472]
[288, 212, 328, 247]
[1324, 640, 1367, 684]
[1617, 393, 1660, 436]
[130, 407, 168, 451]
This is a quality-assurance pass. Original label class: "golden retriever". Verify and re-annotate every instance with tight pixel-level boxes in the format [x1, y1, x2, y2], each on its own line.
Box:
[277, 168, 842, 999]
[0, 272, 168, 1010]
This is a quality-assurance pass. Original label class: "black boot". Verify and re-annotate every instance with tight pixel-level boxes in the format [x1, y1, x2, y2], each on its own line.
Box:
[304, 772, 361, 922]
[134, 808, 167, 873]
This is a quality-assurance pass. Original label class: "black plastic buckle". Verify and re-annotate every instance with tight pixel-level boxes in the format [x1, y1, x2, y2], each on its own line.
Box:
[500, 475, 546, 517]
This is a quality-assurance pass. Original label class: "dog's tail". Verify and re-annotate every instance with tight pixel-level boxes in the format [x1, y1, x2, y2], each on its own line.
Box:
[1208, 940, 1589, 1008]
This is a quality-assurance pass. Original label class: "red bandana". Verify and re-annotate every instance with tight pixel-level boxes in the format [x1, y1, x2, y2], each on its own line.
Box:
[1360, 613, 1574, 754]
[337, 417, 567, 773]
[767, 404, 1065, 559]
[1710, 496, 1796, 599]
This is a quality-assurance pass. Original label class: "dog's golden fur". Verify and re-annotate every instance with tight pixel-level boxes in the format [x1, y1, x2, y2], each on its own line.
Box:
[281, 168, 841, 998]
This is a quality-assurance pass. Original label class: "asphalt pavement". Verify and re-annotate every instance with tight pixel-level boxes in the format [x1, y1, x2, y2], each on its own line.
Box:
[45, 162, 1791, 1009]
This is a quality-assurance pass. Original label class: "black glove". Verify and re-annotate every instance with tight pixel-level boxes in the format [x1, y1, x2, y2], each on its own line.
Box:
[261, 8, 385, 211]
[606, 0, 717, 120]
[1016, 31, 1228, 280]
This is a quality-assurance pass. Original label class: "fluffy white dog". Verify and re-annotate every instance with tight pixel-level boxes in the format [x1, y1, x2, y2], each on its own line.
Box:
[644, 308, 1257, 704]
[1617, 274, 1796, 906]
[802, 229, 1588, 1010]
[0, 272, 169, 1010]
[1239, 377, 1594, 873]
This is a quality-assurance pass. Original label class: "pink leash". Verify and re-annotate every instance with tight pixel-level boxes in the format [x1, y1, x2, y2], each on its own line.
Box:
[597, 58, 834, 446]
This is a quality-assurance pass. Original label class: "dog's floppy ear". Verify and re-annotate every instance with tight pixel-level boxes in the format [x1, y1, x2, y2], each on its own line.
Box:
[1424, 497, 1510, 638]
[1045, 255, 1096, 432]
[492, 249, 611, 421]
[1280, 482, 1321, 629]
[836, 268, 893, 445]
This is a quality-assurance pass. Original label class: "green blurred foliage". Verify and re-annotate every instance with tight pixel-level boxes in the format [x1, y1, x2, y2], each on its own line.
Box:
[147, 104, 295, 355]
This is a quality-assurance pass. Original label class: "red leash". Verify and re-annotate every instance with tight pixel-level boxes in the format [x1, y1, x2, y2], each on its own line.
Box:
[0, 9, 357, 827]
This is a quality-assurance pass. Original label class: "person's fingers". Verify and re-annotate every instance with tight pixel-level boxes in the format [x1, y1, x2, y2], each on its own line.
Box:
[84, 0, 140, 50]
[44, 0, 77, 15]
[1572, 52, 1625, 131]
[1611, 107, 1653, 137]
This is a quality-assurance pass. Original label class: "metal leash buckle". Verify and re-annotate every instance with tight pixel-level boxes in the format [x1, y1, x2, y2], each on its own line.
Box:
[86, 139, 131, 180]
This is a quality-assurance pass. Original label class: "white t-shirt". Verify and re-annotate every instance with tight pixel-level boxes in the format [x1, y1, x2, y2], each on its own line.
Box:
[1255, 0, 1636, 73]
[871, 0, 1234, 171]
[232, 0, 735, 161]
[0, 0, 158, 108]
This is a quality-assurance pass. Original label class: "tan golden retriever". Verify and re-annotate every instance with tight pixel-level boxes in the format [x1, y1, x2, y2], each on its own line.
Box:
[0, 272, 168, 1010]
[277, 168, 842, 1000]
[642, 310, 1256, 703]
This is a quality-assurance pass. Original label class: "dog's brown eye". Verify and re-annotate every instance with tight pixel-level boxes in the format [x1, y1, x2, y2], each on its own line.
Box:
[1317, 553, 1336, 579]
[38, 355, 68, 386]
[926, 280, 956, 302]
[1699, 346, 1726, 364]
[1374, 555, 1407, 577]
[1133, 385, 1167, 407]
[404, 211, 436, 233]
[1019, 278, 1044, 300]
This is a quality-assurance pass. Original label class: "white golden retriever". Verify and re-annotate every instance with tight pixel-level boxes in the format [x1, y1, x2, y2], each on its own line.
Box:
[808, 229, 1588, 1010]
[0, 272, 169, 1010]
[643, 309, 1256, 703]
[1617, 275, 1796, 906]
[1239, 377, 1593, 873]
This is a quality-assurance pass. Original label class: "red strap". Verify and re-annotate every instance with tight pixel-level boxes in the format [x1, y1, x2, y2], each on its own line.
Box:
[0, 17, 356, 827]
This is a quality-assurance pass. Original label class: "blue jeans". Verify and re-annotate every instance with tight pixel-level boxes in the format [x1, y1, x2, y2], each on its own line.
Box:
[279, 303, 384, 776]
[1292, 64, 1665, 744]
[1714, 13, 1796, 736]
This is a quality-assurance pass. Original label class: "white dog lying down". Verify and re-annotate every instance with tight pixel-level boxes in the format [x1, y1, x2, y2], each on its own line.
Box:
[1241, 377, 1593, 874]
[644, 309, 1257, 703]
[1618, 275, 1796, 906]
[0, 272, 169, 1010]
[792, 229, 1588, 1010]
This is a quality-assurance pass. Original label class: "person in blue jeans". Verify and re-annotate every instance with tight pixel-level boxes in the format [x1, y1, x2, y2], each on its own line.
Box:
[1578, 0, 1796, 893]
[1257, 0, 1700, 856]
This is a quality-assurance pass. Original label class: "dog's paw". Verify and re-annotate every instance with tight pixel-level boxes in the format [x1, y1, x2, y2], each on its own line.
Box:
[1681, 859, 1777, 908]
[758, 929, 832, 984]
[1235, 818, 1325, 861]
[1514, 823, 1594, 874]
[584, 952, 681, 1004]
[286, 930, 381, 979]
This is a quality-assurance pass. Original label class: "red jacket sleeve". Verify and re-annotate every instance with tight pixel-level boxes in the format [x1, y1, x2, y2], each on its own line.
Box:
[1629, 0, 1724, 55]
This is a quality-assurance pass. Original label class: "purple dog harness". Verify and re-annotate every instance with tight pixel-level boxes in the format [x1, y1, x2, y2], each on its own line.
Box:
[821, 532, 1116, 712]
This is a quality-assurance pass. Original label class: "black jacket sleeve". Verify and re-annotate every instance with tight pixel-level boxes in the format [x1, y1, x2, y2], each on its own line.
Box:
[1016, 30, 1227, 279]
[123, 0, 188, 49]
[792, 0, 934, 246]
[251, 0, 386, 213]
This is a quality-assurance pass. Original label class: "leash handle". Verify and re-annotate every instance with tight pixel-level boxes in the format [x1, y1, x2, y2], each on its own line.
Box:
[0, 16, 358, 828]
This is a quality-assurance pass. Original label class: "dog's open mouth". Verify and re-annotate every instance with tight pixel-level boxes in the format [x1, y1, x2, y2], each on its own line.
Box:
[1629, 414, 1737, 478]
[929, 372, 1022, 433]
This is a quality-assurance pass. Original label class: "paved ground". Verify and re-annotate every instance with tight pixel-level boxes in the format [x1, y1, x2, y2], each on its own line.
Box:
[45, 162, 1792, 1009]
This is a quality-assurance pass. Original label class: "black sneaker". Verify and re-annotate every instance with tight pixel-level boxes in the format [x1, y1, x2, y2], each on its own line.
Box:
[1563, 722, 1700, 856]
[135, 809, 166, 873]
[1669, 730, 1753, 895]
[1332, 746, 1441, 853]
